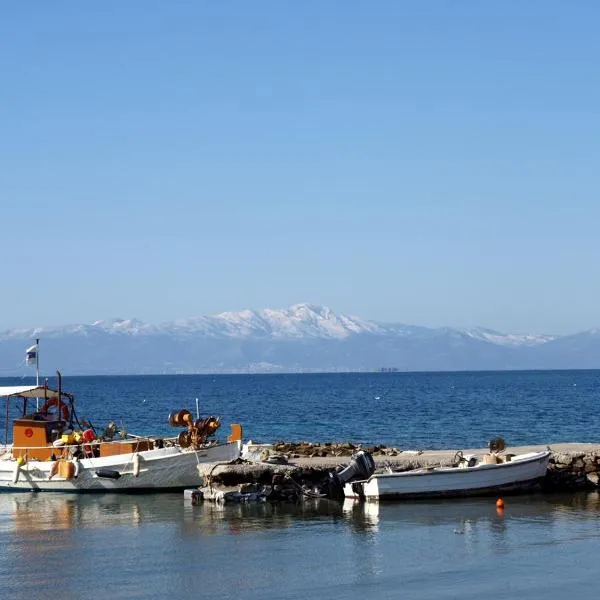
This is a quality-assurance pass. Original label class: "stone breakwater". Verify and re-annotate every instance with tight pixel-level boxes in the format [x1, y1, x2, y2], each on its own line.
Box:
[547, 450, 600, 490]
[270, 441, 402, 458]
[191, 442, 600, 503]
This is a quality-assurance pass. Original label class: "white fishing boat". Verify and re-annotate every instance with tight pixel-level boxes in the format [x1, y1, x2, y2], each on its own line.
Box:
[0, 374, 243, 492]
[343, 447, 551, 501]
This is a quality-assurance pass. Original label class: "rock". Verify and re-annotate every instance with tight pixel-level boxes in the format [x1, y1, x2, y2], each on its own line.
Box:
[553, 453, 573, 466]
[265, 454, 289, 464]
[239, 482, 259, 493]
[586, 473, 600, 486]
[550, 462, 571, 471]
[183, 488, 203, 505]
[241, 493, 259, 502]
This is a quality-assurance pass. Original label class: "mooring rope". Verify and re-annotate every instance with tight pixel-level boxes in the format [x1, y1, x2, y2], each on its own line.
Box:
[282, 471, 327, 498]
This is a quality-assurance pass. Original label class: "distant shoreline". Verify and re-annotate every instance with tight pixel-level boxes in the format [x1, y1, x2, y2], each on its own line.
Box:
[2, 367, 599, 379]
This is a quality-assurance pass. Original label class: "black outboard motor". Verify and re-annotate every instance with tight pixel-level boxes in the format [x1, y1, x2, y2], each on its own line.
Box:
[327, 450, 376, 500]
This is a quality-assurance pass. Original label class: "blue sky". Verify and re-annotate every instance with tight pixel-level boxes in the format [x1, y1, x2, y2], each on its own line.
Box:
[1, 2, 598, 334]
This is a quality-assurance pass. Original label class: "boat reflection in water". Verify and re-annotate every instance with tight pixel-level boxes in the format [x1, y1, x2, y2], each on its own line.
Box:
[343, 498, 381, 533]
[3, 490, 600, 536]
[1, 492, 349, 536]
[2, 493, 151, 532]
[345, 491, 600, 526]
[344, 491, 600, 553]
[182, 496, 347, 537]
[2, 491, 600, 600]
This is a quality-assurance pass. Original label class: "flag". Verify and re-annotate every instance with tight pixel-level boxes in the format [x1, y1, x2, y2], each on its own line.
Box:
[25, 344, 38, 366]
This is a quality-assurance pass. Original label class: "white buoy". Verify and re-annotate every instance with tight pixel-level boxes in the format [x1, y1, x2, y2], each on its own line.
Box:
[72, 457, 81, 478]
[132, 452, 140, 477]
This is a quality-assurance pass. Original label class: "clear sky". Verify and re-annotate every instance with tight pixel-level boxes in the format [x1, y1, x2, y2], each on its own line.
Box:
[1, 2, 599, 335]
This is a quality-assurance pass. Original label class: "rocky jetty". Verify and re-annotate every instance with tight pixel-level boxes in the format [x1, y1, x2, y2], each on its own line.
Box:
[187, 442, 600, 505]
[547, 450, 600, 490]
[270, 441, 402, 459]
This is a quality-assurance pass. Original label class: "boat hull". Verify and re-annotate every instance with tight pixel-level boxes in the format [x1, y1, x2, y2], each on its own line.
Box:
[0, 440, 241, 492]
[344, 451, 551, 501]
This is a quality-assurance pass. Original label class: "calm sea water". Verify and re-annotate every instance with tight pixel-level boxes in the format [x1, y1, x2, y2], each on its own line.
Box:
[2, 370, 599, 448]
[1, 370, 600, 598]
[0, 492, 600, 599]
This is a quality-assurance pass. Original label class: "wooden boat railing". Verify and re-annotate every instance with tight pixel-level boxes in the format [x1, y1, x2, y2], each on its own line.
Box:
[10, 435, 225, 461]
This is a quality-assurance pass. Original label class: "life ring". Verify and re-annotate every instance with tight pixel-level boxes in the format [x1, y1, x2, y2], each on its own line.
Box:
[40, 398, 70, 422]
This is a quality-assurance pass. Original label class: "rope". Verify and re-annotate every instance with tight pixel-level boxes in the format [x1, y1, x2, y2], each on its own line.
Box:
[202, 460, 235, 491]
[282, 471, 327, 498]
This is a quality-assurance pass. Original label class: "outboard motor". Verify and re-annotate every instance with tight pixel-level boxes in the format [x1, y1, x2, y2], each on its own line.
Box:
[326, 451, 376, 499]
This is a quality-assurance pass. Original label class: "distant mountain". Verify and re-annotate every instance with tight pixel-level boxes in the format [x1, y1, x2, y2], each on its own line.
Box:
[1, 304, 384, 340]
[0, 303, 597, 375]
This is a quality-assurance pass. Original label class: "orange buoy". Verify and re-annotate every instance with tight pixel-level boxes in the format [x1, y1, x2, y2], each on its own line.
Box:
[496, 498, 505, 508]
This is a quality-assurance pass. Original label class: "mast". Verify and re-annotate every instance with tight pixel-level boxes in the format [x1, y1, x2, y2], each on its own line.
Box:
[35, 338, 40, 411]
[36, 337, 40, 387]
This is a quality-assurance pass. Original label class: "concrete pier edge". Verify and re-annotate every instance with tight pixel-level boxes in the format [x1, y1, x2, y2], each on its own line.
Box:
[188, 442, 600, 503]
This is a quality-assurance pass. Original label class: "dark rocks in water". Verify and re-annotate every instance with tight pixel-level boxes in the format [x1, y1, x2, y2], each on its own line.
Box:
[195, 481, 305, 504]
[200, 450, 376, 503]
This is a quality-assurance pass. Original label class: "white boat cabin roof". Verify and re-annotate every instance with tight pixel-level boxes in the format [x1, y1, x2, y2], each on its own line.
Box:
[0, 385, 64, 400]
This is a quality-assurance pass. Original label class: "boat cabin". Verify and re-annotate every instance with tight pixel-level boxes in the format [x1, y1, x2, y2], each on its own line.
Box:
[1, 384, 168, 462]
[1, 385, 75, 460]
[0, 375, 239, 469]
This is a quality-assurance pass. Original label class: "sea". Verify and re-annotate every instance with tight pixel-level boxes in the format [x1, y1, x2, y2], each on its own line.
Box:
[1, 370, 600, 599]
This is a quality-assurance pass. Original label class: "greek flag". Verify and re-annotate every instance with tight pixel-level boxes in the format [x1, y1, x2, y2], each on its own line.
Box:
[25, 344, 38, 366]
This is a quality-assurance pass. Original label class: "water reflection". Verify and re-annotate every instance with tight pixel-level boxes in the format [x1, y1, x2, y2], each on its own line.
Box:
[342, 493, 600, 556]
[360, 492, 600, 526]
[1, 492, 600, 600]
[0, 492, 352, 537]
[0, 493, 151, 532]
[343, 499, 380, 534]
[181, 496, 346, 537]
[1, 491, 600, 536]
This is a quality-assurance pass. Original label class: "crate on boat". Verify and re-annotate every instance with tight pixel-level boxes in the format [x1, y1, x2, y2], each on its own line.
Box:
[99, 439, 154, 457]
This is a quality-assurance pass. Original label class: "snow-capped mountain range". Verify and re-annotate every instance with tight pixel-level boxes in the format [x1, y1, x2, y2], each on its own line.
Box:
[0, 303, 598, 375]
[0, 303, 554, 345]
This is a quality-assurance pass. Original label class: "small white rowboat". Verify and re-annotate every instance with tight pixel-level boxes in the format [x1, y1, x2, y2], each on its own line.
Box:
[343, 450, 551, 501]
